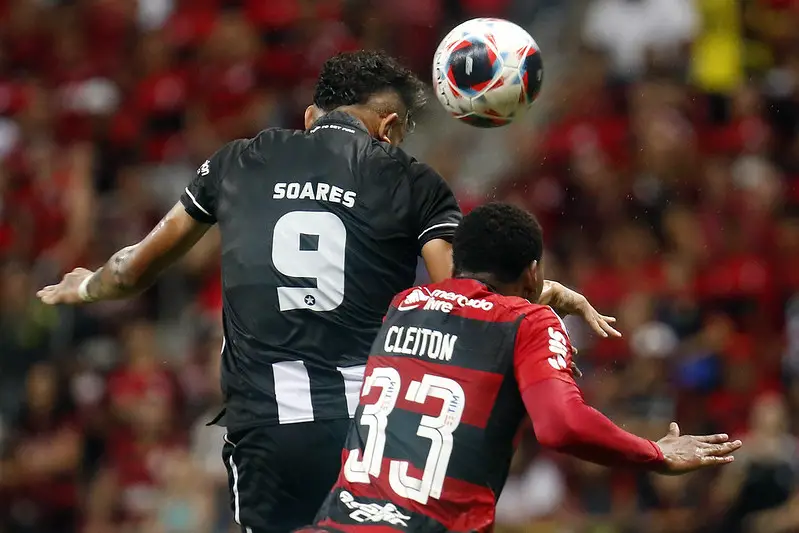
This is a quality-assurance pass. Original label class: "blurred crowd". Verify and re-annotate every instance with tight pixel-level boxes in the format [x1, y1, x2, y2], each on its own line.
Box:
[2, 0, 799, 533]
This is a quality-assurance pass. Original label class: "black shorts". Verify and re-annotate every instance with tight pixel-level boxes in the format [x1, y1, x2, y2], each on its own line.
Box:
[222, 419, 351, 533]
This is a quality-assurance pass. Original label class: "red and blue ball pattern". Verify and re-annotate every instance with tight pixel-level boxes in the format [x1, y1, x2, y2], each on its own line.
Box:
[446, 39, 500, 97]
[433, 18, 544, 129]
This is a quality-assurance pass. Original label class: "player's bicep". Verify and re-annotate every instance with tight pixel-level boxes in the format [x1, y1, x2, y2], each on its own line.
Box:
[124, 203, 211, 284]
[514, 309, 577, 392]
[411, 163, 461, 250]
[421, 238, 453, 283]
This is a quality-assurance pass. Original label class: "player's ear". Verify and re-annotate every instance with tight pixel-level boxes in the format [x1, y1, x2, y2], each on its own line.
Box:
[378, 112, 400, 145]
[304, 105, 323, 130]
[524, 260, 543, 302]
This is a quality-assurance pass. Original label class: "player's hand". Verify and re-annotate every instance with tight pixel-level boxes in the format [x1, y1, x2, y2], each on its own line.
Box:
[36, 268, 94, 305]
[655, 422, 742, 475]
[541, 281, 620, 338]
[574, 298, 620, 339]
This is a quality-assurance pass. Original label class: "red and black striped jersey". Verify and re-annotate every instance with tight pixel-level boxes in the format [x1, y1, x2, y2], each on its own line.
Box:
[309, 277, 577, 533]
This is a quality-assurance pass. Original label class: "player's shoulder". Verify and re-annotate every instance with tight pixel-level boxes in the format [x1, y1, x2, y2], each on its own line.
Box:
[478, 293, 569, 341]
[249, 126, 304, 150]
[368, 142, 440, 183]
[389, 285, 429, 310]
[484, 293, 559, 325]
[203, 137, 253, 167]
[389, 279, 554, 325]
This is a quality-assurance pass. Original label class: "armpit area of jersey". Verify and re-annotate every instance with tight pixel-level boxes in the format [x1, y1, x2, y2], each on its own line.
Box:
[315, 488, 451, 533]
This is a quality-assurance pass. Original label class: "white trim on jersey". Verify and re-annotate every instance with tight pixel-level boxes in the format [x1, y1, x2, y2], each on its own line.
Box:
[184, 187, 212, 217]
[418, 222, 459, 240]
[273, 361, 315, 424]
[338, 364, 366, 417]
[223, 434, 253, 533]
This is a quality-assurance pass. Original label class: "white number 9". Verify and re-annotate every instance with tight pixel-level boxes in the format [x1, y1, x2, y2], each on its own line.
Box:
[272, 211, 347, 311]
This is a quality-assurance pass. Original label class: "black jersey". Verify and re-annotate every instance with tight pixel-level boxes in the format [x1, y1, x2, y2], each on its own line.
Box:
[179, 112, 461, 431]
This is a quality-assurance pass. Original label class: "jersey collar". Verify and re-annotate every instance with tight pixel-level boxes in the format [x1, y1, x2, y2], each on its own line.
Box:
[311, 111, 370, 135]
[452, 276, 496, 293]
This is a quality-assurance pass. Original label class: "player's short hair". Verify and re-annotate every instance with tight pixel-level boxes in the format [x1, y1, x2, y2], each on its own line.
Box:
[453, 203, 544, 284]
[313, 50, 426, 121]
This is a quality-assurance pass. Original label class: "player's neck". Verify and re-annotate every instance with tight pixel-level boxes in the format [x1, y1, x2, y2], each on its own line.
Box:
[453, 272, 524, 298]
[334, 106, 378, 136]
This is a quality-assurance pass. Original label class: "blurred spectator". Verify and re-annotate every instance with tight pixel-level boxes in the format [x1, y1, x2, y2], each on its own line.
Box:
[0, 263, 59, 411]
[0, 363, 82, 533]
[105, 321, 181, 429]
[84, 395, 186, 533]
[188, 328, 229, 533]
[583, 0, 698, 79]
[496, 439, 567, 527]
[713, 394, 799, 533]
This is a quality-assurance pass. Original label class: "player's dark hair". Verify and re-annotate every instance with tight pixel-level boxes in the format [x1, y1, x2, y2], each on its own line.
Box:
[313, 50, 427, 121]
[453, 203, 544, 284]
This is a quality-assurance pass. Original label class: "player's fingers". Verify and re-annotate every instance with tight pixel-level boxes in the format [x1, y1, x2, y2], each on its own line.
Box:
[599, 319, 622, 338]
[722, 440, 743, 453]
[702, 440, 742, 456]
[587, 317, 609, 338]
[668, 422, 680, 437]
[694, 433, 729, 444]
[600, 315, 617, 323]
[700, 455, 735, 466]
[39, 292, 60, 305]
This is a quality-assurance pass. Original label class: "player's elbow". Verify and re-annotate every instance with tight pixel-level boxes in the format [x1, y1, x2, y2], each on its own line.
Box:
[526, 383, 587, 451]
[533, 410, 582, 451]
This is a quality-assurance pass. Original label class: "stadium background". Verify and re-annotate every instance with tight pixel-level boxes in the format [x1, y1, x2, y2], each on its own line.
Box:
[0, 0, 798, 532]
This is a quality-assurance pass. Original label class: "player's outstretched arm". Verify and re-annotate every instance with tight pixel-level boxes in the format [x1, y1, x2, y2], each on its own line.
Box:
[37, 203, 211, 305]
[515, 310, 739, 474]
[524, 379, 742, 474]
[539, 280, 621, 338]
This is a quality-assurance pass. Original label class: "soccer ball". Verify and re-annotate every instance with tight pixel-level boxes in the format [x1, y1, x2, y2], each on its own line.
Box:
[432, 18, 543, 128]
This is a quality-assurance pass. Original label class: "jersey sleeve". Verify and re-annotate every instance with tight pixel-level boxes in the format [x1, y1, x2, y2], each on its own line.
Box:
[410, 162, 462, 248]
[180, 139, 248, 224]
[514, 307, 576, 392]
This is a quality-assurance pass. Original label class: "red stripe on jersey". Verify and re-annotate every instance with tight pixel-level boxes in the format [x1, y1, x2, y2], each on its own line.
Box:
[365, 355, 504, 429]
[332, 457, 496, 533]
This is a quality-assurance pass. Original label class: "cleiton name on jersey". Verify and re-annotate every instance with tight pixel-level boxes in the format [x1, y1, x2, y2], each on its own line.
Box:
[384, 325, 458, 361]
[273, 182, 356, 208]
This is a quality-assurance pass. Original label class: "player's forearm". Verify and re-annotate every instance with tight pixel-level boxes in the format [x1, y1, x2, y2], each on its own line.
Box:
[525, 379, 664, 469]
[84, 245, 153, 300]
[84, 204, 212, 302]
[538, 280, 578, 316]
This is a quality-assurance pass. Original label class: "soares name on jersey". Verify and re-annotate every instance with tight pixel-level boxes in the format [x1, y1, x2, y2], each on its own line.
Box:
[273, 182, 357, 208]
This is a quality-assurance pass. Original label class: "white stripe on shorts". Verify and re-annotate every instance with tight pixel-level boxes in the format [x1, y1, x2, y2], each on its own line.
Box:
[223, 434, 253, 533]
